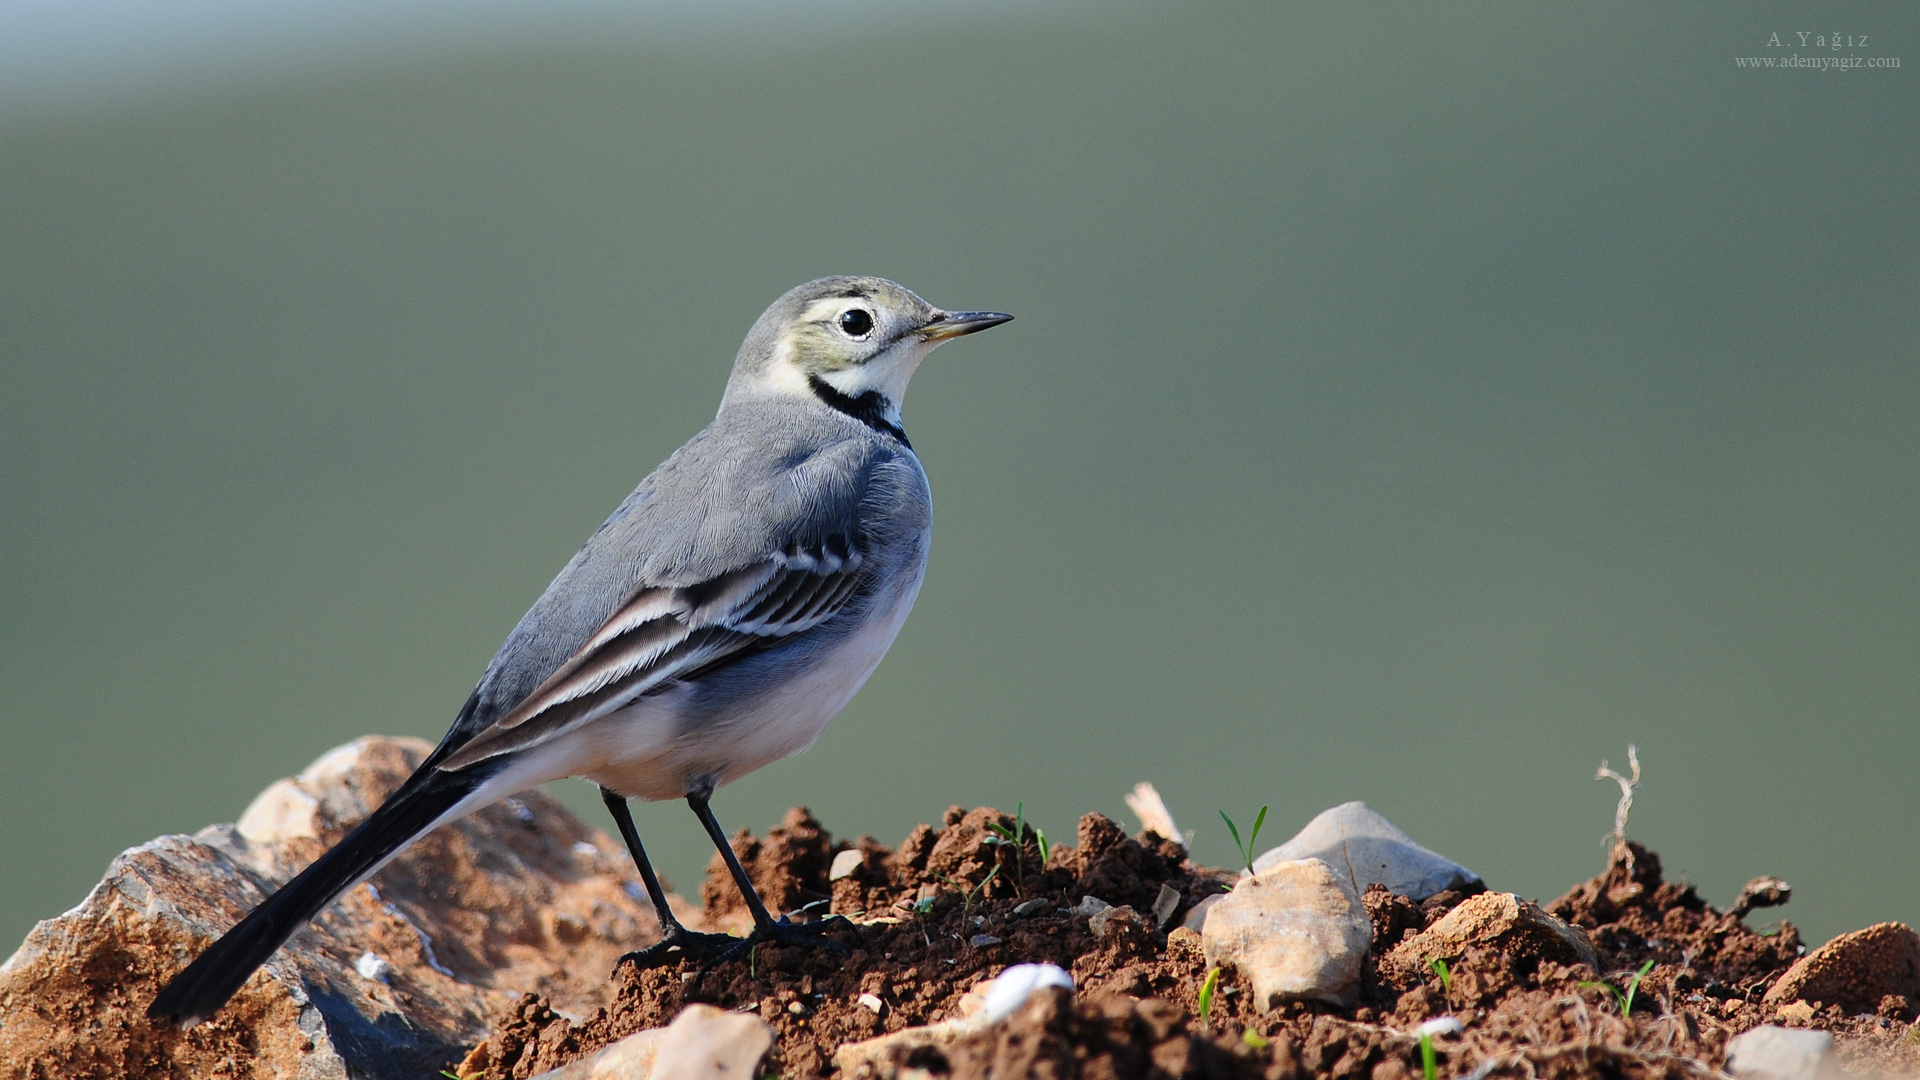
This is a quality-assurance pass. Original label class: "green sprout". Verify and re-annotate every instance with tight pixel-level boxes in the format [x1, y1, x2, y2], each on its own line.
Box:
[1579, 959, 1656, 1015]
[940, 865, 1002, 914]
[1623, 959, 1655, 1014]
[986, 803, 1043, 887]
[1243, 1028, 1270, 1050]
[912, 893, 937, 914]
[1219, 805, 1269, 875]
[1419, 1034, 1437, 1080]
[985, 803, 1052, 883]
[1197, 967, 1222, 1026]
[1427, 957, 1452, 993]
[984, 803, 1025, 848]
[440, 1072, 462, 1079]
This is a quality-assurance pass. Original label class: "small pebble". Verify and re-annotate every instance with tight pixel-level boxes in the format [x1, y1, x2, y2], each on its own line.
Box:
[1012, 898, 1050, 918]
[1152, 883, 1182, 928]
[982, 963, 1074, 1021]
[354, 951, 391, 984]
[1072, 895, 1112, 918]
[1089, 905, 1139, 939]
[829, 850, 863, 881]
[857, 993, 886, 1015]
[787, 1000, 807, 1016]
[969, 934, 1002, 948]
[570, 841, 598, 858]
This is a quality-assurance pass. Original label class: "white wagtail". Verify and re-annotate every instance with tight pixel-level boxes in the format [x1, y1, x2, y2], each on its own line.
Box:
[148, 277, 1011, 1026]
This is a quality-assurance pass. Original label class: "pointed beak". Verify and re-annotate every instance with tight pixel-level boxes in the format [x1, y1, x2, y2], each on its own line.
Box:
[917, 310, 1014, 342]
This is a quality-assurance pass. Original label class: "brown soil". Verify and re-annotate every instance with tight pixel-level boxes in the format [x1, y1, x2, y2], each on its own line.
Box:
[457, 810, 1920, 1080]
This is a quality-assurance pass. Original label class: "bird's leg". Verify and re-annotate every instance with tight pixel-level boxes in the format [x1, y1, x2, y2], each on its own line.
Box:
[600, 787, 737, 972]
[684, 783, 850, 963]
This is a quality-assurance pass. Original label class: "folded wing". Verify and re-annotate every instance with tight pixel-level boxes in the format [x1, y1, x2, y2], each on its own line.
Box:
[437, 540, 862, 771]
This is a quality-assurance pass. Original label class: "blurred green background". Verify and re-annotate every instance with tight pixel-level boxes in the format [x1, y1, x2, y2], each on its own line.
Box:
[3, 0, 1916, 954]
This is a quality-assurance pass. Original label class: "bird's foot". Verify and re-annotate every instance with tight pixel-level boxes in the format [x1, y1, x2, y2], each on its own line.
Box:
[614, 923, 743, 973]
[694, 914, 855, 979]
[614, 914, 853, 977]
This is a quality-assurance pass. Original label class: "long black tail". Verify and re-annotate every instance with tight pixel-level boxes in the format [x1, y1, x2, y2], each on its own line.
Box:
[147, 764, 492, 1026]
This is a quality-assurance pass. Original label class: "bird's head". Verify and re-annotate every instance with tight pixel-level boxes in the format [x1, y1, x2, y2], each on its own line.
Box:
[724, 276, 1011, 430]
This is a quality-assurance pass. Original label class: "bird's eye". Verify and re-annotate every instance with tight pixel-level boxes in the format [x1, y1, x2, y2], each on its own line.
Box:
[838, 309, 874, 338]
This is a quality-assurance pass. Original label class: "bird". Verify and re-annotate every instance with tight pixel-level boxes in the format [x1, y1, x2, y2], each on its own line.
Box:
[147, 276, 1011, 1027]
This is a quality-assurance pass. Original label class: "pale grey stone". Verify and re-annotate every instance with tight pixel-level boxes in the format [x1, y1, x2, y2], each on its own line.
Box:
[1725, 1025, 1836, 1080]
[1012, 898, 1050, 918]
[1072, 895, 1112, 918]
[1252, 801, 1479, 901]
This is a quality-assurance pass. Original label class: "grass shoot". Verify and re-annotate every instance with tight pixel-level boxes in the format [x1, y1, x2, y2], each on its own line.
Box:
[1197, 967, 1222, 1026]
[1219, 805, 1269, 874]
[940, 865, 1002, 914]
[1578, 959, 1656, 1015]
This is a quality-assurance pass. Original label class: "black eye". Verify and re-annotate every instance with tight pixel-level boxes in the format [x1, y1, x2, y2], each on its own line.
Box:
[838, 309, 874, 337]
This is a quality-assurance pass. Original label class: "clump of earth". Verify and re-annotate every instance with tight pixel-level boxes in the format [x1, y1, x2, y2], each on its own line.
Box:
[456, 806, 1920, 1080]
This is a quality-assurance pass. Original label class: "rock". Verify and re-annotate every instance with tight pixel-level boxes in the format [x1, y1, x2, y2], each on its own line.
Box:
[649, 1004, 776, 1080]
[982, 963, 1075, 1021]
[1763, 922, 1920, 1014]
[1088, 904, 1139, 939]
[829, 849, 864, 881]
[1384, 891, 1597, 979]
[0, 735, 688, 1080]
[529, 1028, 665, 1079]
[1200, 857, 1371, 1008]
[835, 989, 989, 1076]
[1151, 882, 1182, 928]
[837, 964, 1074, 1076]
[528, 1004, 774, 1080]
[1182, 893, 1223, 933]
[1073, 894, 1113, 918]
[1725, 1025, 1837, 1080]
[1012, 897, 1050, 918]
[1252, 801, 1481, 901]
[1775, 1000, 1818, 1024]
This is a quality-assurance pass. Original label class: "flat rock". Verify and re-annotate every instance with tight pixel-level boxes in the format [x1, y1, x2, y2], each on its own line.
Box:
[1763, 922, 1920, 1014]
[1384, 891, 1597, 977]
[1252, 801, 1481, 901]
[1725, 1025, 1837, 1080]
[527, 1004, 773, 1080]
[0, 736, 690, 1080]
[1200, 857, 1370, 1008]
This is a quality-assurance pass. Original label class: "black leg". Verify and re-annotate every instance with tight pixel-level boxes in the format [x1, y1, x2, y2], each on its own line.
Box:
[684, 785, 851, 965]
[686, 787, 780, 930]
[600, 787, 682, 929]
[600, 786, 737, 972]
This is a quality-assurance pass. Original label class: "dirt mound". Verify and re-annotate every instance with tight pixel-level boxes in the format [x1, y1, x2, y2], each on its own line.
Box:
[458, 816, 1920, 1080]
